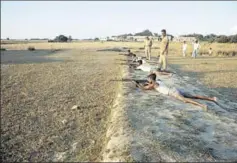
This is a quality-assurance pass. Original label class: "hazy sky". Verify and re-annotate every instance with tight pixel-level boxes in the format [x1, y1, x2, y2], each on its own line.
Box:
[1, 1, 237, 39]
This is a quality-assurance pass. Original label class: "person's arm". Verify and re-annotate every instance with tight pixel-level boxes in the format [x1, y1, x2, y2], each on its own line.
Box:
[131, 81, 154, 90]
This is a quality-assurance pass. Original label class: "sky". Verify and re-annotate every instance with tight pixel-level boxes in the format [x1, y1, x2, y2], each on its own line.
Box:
[1, 1, 237, 39]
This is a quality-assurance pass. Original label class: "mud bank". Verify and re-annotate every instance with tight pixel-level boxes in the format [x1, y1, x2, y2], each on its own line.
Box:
[102, 66, 134, 162]
[104, 57, 237, 162]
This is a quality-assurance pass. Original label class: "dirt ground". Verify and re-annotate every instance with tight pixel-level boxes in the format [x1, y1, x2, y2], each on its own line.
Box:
[168, 56, 237, 102]
[1, 41, 237, 162]
[1, 49, 125, 162]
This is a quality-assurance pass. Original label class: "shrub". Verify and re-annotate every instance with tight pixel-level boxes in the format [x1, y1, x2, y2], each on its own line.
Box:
[28, 46, 35, 51]
[94, 38, 99, 41]
[230, 35, 237, 43]
[215, 36, 230, 43]
[54, 35, 68, 42]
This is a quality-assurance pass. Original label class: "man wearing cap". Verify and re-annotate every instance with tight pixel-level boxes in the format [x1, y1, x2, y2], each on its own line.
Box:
[144, 36, 152, 60]
[158, 29, 169, 70]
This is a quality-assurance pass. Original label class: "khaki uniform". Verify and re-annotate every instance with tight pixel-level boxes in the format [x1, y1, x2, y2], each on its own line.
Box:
[144, 39, 152, 60]
[158, 36, 169, 70]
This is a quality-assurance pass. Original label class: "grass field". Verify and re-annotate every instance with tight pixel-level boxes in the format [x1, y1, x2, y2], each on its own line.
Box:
[2, 40, 236, 56]
[1, 48, 127, 162]
[1, 41, 237, 162]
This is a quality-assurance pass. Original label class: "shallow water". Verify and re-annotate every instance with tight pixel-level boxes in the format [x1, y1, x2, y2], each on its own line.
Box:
[125, 64, 237, 161]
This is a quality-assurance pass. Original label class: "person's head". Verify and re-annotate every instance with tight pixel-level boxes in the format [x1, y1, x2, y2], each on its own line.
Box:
[195, 40, 198, 43]
[138, 60, 143, 65]
[210, 48, 212, 50]
[184, 41, 186, 44]
[147, 73, 156, 82]
[146, 36, 149, 40]
[128, 49, 131, 53]
[161, 29, 166, 37]
[133, 54, 136, 57]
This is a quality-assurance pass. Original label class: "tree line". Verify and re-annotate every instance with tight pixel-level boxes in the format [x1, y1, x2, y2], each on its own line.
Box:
[180, 34, 237, 43]
[48, 35, 72, 42]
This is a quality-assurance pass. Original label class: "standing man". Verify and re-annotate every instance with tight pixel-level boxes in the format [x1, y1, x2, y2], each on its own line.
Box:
[182, 41, 187, 57]
[144, 36, 152, 60]
[192, 40, 200, 58]
[158, 29, 169, 70]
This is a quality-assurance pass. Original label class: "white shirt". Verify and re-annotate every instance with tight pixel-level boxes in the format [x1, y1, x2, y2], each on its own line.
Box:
[183, 44, 187, 51]
[142, 59, 146, 64]
[193, 43, 200, 50]
[136, 64, 151, 72]
[155, 81, 170, 95]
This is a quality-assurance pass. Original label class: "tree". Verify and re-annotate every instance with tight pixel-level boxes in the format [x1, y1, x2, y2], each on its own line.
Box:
[54, 35, 68, 42]
[134, 29, 153, 36]
[230, 35, 237, 43]
[94, 37, 99, 41]
[204, 34, 217, 43]
[154, 33, 159, 37]
[216, 35, 230, 43]
[180, 33, 204, 41]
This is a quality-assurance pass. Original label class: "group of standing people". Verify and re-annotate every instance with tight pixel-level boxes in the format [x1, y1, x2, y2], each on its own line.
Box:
[182, 40, 200, 58]
[120, 30, 218, 110]
[144, 30, 205, 70]
[144, 29, 169, 71]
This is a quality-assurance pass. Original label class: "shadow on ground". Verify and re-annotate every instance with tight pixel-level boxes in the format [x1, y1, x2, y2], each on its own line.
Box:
[1, 50, 67, 64]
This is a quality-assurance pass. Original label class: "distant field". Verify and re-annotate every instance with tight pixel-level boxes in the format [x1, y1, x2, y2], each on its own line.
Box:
[1, 40, 236, 57]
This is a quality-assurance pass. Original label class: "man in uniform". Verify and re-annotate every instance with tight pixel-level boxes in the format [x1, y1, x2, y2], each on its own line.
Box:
[144, 36, 152, 60]
[158, 29, 169, 70]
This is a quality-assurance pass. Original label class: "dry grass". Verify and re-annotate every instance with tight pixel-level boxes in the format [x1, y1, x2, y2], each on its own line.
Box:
[1, 49, 125, 162]
[169, 56, 237, 101]
[168, 42, 237, 57]
[1, 40, 236, 57]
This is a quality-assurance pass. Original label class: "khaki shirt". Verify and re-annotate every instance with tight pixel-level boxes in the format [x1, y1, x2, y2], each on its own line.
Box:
[144, 39, 152, 47]
[160, 36, 169, 55]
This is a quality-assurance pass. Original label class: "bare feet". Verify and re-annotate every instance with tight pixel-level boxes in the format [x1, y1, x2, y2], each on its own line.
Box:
[213, 97, 218, 102]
